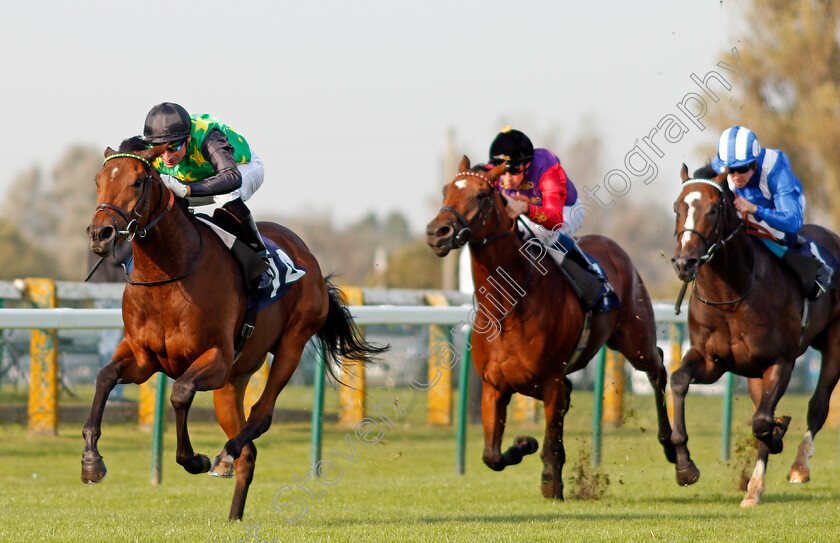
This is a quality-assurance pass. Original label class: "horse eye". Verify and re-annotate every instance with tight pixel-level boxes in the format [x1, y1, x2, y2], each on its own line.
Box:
[134, 177, 144, 188]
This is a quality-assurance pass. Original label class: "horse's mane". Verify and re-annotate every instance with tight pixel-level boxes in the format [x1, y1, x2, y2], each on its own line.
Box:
[118, 136, 150, 153]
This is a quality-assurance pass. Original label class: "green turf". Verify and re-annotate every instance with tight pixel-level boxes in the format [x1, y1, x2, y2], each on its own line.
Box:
[2, 386, 839, 542]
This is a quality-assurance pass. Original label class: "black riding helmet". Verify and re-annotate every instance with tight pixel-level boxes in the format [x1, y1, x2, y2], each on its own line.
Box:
[143, 102, 192, 144]
[489, 127, 534, 166]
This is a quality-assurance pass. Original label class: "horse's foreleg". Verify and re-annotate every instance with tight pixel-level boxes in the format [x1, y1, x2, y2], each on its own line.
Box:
[752, 361, 794, 456]
[539, 378, 570, 500]
[741, 440, 769, 507]
[82, 341, 152, 484]
[171, 347, 229, 475]
[670, 347, 723, 486]
[480, 382, 520, 471]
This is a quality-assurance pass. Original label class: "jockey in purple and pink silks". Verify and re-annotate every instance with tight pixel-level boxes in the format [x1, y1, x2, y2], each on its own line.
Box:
[483, 127, 606, 309]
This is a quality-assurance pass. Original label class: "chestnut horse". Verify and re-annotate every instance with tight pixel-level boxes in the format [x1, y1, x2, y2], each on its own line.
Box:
[671, 164, 840, 506]
[425, 157, 675, 499]
[83, 138, 384, 520]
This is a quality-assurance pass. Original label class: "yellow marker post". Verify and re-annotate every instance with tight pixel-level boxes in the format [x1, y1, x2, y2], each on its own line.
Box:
[24, 279, 58, 436]
[425, 292, 452, 426]
[244, 355, 271, 418]
[138, 379, 156, 432]
[602, 349, 625, 428]
[513, 394, 536, 422]
[668, 323, 684, 421]
[339, 287, 365, 426]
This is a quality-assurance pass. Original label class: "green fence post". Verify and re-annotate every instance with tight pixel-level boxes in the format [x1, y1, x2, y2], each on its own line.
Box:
[591, 347, 607, 467]
[310, 341, 326, 475]
[455, 327, 472, 475]
[720, 371, 734, 462]
[150, 372, 167, 485]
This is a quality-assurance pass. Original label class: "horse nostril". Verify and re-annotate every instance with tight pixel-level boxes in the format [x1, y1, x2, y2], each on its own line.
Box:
[436, 225, 453, 238]
[100, 226, 115, 242]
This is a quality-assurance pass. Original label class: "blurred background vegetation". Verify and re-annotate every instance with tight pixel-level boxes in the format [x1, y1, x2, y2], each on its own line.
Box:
[2, 0, 837, 300]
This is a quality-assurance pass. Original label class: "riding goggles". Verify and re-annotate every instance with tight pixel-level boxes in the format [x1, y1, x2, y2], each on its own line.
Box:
[491, 159, 527, 175]
[730, 162, 755, 174]
[165, 139, 186, 153]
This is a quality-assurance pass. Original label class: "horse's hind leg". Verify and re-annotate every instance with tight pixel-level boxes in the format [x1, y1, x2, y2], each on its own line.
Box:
[539, 378, 570, 500]
[620, 340, 676, 464]
[170, 347, 230, 475]
[212, 378, 257, 521]
[82, 341, 155, 484]
[790, 334, 840, 483]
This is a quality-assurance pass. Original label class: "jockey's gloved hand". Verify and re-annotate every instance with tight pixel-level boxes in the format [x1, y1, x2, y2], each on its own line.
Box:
[162, 176, 189, 198]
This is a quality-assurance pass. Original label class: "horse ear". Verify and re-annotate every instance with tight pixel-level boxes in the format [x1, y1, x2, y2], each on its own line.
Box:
[680, 163, 689, 182]
[713, 169, 727, 186]
[141, 143, 166, 162]
[458, 155, 471, 172]
[104, 147, 116, 158]
[489, 163, 506, 178]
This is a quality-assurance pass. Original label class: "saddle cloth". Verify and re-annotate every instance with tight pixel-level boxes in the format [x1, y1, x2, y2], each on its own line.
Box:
[195, 215, 306, 311]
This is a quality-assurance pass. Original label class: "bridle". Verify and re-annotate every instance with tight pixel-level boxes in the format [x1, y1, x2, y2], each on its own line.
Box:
[676, 178, 755, 307]
[93, 152, 202, 286]
[438, 170, 515, 248]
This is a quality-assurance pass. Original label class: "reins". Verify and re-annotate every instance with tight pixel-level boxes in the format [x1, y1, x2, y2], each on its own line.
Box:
[92, 152, 203, 287]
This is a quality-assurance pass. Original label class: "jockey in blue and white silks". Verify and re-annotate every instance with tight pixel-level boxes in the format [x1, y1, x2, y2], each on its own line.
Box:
[712, 125, 833, 299]
[712, 126, 804, 245]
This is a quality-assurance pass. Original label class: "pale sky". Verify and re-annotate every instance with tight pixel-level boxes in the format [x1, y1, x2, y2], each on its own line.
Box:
[0, 1, 743, 233]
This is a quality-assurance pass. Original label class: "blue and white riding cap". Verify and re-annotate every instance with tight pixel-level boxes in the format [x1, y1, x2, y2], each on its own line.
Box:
[711, 126, 761, 173]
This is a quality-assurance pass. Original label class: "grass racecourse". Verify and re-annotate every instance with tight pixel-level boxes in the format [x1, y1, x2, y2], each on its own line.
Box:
[3, 385, 840, 542]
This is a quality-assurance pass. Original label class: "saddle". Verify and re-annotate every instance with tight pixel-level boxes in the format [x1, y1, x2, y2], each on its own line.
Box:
[196, 210, 306, 357]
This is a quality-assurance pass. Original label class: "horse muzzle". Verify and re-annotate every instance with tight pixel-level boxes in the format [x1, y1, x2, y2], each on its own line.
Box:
[671, 255, 699, 282]
[425, 221, 465, 257]
[87, 222, 117, 258]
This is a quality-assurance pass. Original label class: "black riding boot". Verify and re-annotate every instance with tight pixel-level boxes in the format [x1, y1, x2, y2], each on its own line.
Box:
[223, 199, 273, 291]
[549, 237, 607, 309]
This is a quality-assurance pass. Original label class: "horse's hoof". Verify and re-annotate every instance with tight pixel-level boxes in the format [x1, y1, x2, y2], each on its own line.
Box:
[81, 457, 107, 484]
[180, 454, 212, 475]
[676, 462, 700, 486]
[788, 466, 810, 484]
[208, 452, 234, 478]
[740, 497, 760, 508]
[541, 481, 564, 500]
[514, 435, 539, 456]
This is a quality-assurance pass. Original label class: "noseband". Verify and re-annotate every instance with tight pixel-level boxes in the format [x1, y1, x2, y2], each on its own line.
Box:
[438, 171, 515, 248]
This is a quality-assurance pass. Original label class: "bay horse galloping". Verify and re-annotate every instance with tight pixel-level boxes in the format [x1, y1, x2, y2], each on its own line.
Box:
[83, 138, 384, 520]
[425, 157, 675, 500]
[671, 164, 840, 506]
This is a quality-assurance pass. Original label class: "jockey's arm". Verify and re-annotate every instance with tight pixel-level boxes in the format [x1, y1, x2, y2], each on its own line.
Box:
[526, 163, 567, 230]
[187, 128, 244, 197]
[754, 166, 804, 233]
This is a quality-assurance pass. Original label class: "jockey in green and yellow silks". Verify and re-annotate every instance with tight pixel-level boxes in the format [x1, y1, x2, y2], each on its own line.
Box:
[143, 102, 272, 291]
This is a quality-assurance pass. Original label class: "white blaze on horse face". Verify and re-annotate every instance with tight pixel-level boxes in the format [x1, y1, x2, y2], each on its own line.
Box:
[455, 179, 468, 189]
[680, 191, 703, 249]
[110, 167, 119, 181]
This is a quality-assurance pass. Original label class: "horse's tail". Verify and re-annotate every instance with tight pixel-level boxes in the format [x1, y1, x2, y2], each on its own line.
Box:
[316, 276, 389, 382]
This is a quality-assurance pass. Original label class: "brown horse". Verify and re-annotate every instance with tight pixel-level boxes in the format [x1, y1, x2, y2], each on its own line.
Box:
[83, 137, 385, 520]
[425, 157, 675, 499]
[671, 164, 840, 506]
